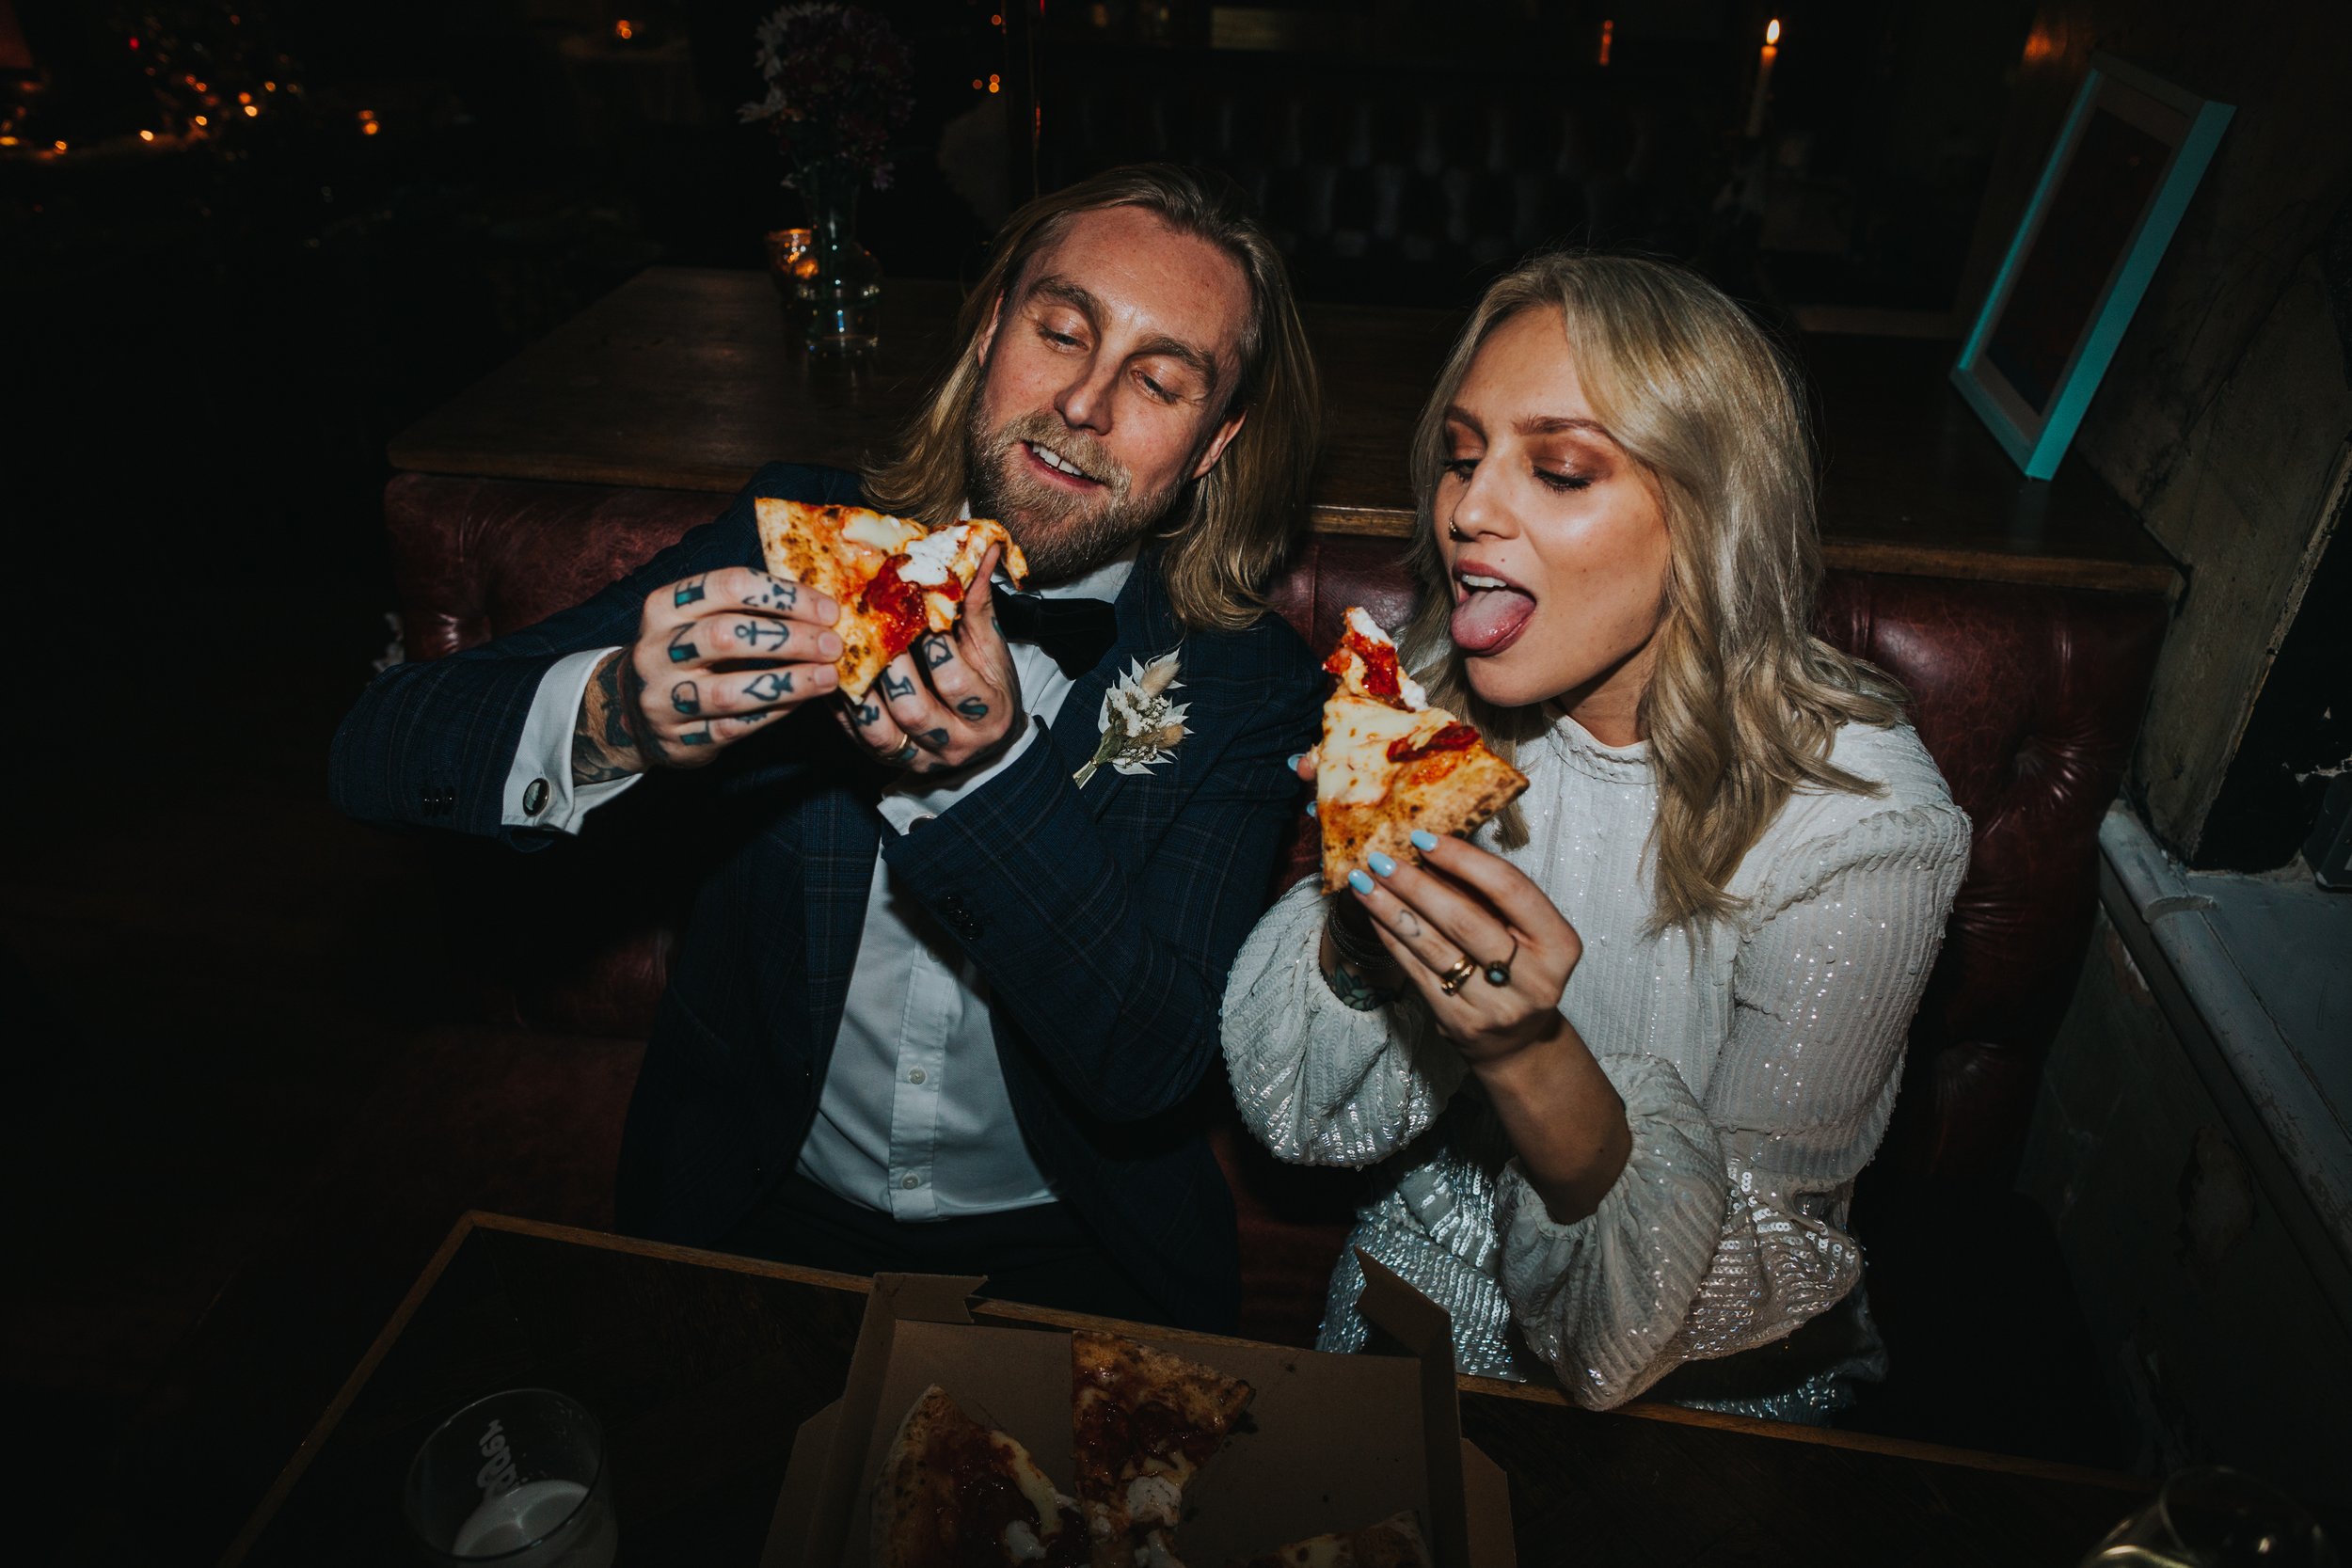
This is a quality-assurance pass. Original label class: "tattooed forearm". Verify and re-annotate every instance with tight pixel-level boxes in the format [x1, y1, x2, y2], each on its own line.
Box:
[572, 649, 646, 785]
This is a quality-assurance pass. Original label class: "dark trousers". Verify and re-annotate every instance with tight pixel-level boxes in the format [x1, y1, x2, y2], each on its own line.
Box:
[723, 1174, 1167, 1325]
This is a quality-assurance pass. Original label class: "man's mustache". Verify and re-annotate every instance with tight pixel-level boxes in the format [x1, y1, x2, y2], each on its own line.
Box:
[984, 411, 1133, 502]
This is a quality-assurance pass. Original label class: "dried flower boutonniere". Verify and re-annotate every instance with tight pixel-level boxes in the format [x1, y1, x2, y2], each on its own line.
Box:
[1074, 651, 1187, 788]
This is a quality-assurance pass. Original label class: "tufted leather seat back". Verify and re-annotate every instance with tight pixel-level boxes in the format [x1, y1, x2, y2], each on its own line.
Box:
[1034, 55, 1702, 304]
[386, 473, 2167, 1185]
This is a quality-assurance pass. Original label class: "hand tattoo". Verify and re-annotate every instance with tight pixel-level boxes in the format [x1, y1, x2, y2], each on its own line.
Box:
[572, 650, 643, 785]
[746, 578, 799, 611]
[917, 729, 950, 749]
[673, 578, 707, 608]
[743, 671, 794, 703]
[954, 698, 989, 721]
[667, 626, 697, 663]
[733, 620, 791, 651]
[852, 700, 882, 726]
[671, 680, 700, 717]
[921, 637, 955, 670]
[678, 726, 714, 746]
[879, 670, 917, 701]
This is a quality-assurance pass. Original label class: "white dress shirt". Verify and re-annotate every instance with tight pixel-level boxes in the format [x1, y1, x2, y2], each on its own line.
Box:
[501, 543, 1136, 1220]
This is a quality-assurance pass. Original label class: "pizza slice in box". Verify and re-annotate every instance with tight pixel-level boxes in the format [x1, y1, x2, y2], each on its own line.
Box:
[1071, 1330, 1254, 1568]
[872, 1384, 1088, 1568]
[753, 499, 1030, 701]
[1227, 1512, 1435, 1568]
[1317, 607, 1528, 892]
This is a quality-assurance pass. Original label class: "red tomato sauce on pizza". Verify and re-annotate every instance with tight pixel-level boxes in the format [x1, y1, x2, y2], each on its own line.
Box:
[1325, 629, 1405, 704]
[1388, 721, 1480, 765]
[863, 560, 961, 662]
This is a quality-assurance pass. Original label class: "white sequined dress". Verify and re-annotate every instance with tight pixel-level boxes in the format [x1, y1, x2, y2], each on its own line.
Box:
[1220, 715, 1968, 1418]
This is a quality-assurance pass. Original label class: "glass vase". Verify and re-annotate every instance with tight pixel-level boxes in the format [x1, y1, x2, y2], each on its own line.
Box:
[793, 164, 882, 354]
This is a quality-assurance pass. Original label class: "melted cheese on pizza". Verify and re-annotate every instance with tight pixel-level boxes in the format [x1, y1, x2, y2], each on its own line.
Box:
[1319, 610, 1451, 807]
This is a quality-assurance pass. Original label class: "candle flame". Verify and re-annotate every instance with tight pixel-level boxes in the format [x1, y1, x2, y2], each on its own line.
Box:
[1766, 18, 1781, 43]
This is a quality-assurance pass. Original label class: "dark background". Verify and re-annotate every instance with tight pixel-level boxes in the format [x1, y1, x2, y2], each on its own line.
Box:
[3, 1, 2328, 1562]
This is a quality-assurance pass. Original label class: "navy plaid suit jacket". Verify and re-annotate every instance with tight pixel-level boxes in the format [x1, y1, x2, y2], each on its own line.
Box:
[331, 463, 1322, 1330]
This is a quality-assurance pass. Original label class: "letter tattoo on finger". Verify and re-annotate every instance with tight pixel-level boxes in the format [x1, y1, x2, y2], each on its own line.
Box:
[917, 729, 950, 750]
[666, 626, 697, 663]
[677, 723, 715, 747]
[671, 680, 701, 717]
[879, 670, 917, 701]
[743, 671, 793, 702]
[954, 698, 988, 721]
[673, 578, 707, 609]
[852, 701, 882, 726]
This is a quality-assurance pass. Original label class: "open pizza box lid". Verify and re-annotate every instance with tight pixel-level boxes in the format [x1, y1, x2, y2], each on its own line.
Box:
[760, 1251, 1514, 1568]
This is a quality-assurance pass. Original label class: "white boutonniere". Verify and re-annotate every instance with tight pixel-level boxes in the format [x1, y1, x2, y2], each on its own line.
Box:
[1074, 651, 1187, 788]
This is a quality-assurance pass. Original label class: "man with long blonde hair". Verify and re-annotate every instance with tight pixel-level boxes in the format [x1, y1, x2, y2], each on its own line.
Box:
[334, 165, 1325, 1330]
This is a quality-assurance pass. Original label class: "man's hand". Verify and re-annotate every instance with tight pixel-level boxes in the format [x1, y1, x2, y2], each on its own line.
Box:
[573, 568, 840, 783]
[838, 546, 1025, 777]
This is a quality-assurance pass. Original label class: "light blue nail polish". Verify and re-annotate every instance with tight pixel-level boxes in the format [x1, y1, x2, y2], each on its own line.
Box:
[1347, 869, 1375, 895]
[1306, 800, 1318, 817]
[1368, 851, 1397, 878]
[1409, 830, 1438, 851]
[1286, 753, 1303, 770]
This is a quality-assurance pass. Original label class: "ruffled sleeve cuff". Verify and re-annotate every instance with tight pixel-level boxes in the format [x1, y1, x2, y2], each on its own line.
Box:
[1221, 877, 1464, 1166]
[1493, 1053, 1728, 1407]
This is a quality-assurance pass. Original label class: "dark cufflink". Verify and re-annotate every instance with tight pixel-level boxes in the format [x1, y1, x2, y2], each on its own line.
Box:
[523, 778, 550, 816]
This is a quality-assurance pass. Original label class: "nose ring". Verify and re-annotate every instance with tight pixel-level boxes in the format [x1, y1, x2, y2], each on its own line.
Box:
[1447, 518, 1466, 542]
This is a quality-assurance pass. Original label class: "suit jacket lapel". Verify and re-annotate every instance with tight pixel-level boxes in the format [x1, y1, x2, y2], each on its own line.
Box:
[1045, 546, 1184, 818]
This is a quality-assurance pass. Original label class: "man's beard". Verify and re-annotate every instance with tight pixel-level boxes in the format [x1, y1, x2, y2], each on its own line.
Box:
[965, 406, 1188, 583]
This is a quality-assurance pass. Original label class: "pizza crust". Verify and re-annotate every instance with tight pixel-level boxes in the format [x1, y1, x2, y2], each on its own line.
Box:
[873, 1385, 1081, 1568]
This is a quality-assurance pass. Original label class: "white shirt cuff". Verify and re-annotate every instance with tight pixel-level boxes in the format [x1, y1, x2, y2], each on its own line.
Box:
[876, 715, 1046, 834]
[502, 647, 643, 834]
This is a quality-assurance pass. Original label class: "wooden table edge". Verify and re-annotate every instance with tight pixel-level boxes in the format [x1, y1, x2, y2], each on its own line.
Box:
[221, 1209, 2144, 1563]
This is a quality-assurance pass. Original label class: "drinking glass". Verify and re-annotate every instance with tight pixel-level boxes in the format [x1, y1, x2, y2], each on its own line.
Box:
[404, 1388, 617, 1566]
[2081, 1467, 2335, 1567]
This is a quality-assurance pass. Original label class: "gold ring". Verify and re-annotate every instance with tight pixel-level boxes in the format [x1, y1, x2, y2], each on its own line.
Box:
[1437, 956, 1478, 995]
[881, 736, 919, 766]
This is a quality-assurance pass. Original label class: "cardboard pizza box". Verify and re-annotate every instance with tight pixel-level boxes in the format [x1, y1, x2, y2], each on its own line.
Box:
[760, 1251, 1515, 1568]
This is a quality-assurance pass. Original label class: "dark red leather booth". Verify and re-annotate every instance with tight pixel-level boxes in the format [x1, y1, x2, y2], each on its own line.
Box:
[378, 471, 2167, 1347]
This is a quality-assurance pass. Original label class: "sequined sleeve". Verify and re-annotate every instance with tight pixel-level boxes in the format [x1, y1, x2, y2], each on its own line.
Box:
[1491, 799, 1969, 1408]
[1221, 875, 1469, 1167]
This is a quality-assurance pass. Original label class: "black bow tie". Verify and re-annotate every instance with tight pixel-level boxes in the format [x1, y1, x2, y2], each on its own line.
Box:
[993, 591, 1120, 678]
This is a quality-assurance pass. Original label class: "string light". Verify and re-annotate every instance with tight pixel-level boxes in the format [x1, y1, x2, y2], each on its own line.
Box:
[614, 19, 635, 40]
[243, 103, 259, 117]
[139, 129, 155, 141]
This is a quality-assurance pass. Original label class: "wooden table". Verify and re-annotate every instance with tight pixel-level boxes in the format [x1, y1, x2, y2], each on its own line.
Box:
[226, 1214, 2145, 1567]
[389, 267, 2177, 596]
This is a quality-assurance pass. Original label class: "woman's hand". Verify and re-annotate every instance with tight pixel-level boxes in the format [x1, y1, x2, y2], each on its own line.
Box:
[1343, 832, 1584, 1065]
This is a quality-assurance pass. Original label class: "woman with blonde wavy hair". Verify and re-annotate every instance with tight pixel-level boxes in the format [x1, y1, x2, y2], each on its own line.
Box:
[1220, 253, 1970, 1418]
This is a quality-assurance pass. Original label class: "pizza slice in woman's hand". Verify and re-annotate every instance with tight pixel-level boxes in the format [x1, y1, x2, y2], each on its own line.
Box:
[754, 500, 1030, 701]
[1316, 608, 1528, 891]
[1071, 1331, 1254, 1568]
